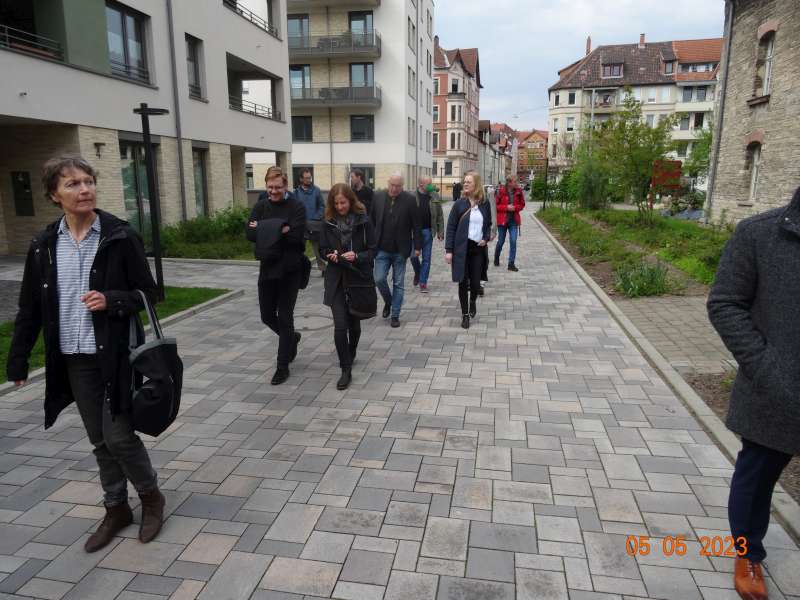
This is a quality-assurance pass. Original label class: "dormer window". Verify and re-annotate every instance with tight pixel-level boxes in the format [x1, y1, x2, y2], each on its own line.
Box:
[664, 61, 674, 74]
[602, 63, 623, 78]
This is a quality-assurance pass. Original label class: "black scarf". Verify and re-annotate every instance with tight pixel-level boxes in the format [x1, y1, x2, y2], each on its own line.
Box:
[335, 213, 356, 250]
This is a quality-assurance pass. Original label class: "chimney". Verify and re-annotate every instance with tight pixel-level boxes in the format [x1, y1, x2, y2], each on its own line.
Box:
[434, 35, 439, 47]
[639, 33, 646, 48]
[586, 35, 592, 56]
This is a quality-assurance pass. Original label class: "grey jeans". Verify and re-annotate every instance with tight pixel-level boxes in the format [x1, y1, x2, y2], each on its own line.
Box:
[65, 354, 158, 506]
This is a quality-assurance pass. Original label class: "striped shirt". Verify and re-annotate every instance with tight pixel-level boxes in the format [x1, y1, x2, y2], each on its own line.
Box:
[57, 215, 101, 354]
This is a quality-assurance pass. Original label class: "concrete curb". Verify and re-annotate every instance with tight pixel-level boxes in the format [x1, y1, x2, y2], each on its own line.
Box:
[155, 257, 260, 266]
[531, 212, 800, 544]
[0, 288, 245, 397]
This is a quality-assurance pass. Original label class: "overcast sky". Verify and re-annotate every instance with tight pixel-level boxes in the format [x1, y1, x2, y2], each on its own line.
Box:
[434, 0, 725, 131]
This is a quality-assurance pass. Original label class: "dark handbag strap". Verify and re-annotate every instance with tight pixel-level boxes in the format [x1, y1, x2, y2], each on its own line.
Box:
[128, 290, 163, 351]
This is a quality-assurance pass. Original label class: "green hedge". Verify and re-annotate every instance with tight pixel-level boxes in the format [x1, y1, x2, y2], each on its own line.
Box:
[161, 207, 252, 260]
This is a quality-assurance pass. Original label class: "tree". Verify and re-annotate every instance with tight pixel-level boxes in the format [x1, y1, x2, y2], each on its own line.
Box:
[570, 124, 612, 211]
[595, 91, 677, 224]
[682, 124, 713, 183]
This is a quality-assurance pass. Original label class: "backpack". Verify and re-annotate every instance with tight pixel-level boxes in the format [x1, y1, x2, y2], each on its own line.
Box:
[128, 290, 183, 437]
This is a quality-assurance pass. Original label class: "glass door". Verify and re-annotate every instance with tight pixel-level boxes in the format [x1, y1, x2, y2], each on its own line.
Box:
[119, 142, 152, 250]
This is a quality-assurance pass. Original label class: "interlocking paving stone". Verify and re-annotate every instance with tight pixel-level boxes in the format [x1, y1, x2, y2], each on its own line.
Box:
[1, 219, 799, 599]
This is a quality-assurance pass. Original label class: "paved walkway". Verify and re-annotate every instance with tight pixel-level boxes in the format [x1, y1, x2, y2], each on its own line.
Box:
[0, 217, 798, 600]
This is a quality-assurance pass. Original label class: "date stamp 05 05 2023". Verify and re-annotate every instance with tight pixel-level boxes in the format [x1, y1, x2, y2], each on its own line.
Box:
[625, 535, 748, 558]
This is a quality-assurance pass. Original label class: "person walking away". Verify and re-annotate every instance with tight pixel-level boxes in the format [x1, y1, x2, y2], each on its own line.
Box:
[452, 181, 463, 203]
[494, 175, 525, 271]
[445, 171, 492, 329]
[248, 166, 307, 385]
[410, 176, 444, 292]
[370, 173, 422, 327]
[350, 168, 374, 216]
[294, 168, 325, 274]
[707, 186, 800, 600]
[7, 156, 165, 553]
[479, 183, 499, 296]
[320, 183, 376, 390]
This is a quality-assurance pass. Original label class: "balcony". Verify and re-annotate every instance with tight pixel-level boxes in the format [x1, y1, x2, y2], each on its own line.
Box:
[289, 31, 381, 60]
[291, 85, 382, 108]
[223, 0, 280, 39]
[229, 95, 281, 121]
[0, 24, 63, 61]
[110, 58, 150, 84]
[288, 0, 379, 8]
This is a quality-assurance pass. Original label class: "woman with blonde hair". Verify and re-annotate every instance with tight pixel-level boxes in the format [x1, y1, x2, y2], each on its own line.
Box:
[444, 171, 492, 329]
[319, 183, 377, 389]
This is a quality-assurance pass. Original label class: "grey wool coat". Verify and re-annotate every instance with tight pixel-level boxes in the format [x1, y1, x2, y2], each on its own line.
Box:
[707, 187, 800, 456]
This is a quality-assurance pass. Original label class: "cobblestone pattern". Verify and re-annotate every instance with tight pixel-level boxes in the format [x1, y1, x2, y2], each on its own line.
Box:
[0, 214, 797, 600]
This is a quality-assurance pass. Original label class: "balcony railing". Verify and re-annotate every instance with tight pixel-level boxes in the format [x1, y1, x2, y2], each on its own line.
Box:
[110, 58, 150, 83]
[223, 0, 279, 38]
[189, 83, 203, 99]
[290, 85, 382, 106]
[0, 24, 63, 61]
[289, 30, 381, 57]
[229, 95, 281, 121]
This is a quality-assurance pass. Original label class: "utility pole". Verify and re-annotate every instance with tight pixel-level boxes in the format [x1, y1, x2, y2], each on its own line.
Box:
[133, 102, 169, 301]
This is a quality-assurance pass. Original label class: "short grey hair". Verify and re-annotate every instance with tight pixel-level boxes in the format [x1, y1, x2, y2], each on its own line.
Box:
[42, 155, 97, 201]
[388, 172, 404, 184]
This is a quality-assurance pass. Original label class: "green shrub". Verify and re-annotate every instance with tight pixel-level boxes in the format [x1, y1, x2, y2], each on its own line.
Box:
[162, 207, 251, 259]
[614, 262, 671, 297]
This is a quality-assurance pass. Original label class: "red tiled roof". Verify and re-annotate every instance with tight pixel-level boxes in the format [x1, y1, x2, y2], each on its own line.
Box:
[435, 38, 482, 88]
[672, 38, 723, 63]
[433, 37, 448, 68]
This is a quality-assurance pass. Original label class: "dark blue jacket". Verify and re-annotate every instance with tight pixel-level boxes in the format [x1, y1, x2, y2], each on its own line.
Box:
[294, 184, 324, 221]
[445, 198, 492, 283]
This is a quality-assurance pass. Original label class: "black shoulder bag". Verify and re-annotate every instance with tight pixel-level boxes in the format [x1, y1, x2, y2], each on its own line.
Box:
[128, 290, 183, 437]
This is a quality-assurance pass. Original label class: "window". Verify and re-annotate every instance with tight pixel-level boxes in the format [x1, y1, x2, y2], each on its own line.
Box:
[451, 78, 459, 93]
[106, 2, 149, 82]
[433, 132, 439, 150]
[10, 171, 34, 217]
[408, 118, 414, 145]
[664, 61, 674, 74]
[444, 161, 452, 175]
[432, 160, 438, 174]
[427, 9, 433, 38]
[748, 143, 761, 202]
[426, 130, 431, 152]
[192, 149, 208, 217]
[450, 132, 456, 149]
[292, 116, 313, 141]
[408, 18, 416, 52]
[351, 115, 374, 141]
[351, 63, 374, 87]
[551, 144, 557, 158]
[290, 64, 311, 90]
[602, 63, 623, 78]
[679, 115, 690, 130]
[660, 86, 671, 103]
[349, 11, 373, 36]
[566, 117, 575, 132]
[288, 14, 309, 48]
[426, 90, 432, 114]
[457, 133, 461, 149]
[291, 166, 313, 188]
[351, 164, 375, 188]
[554, 93, 560, 106]
[433, 77, 440, 95]
[457, 105, 462, 122]
[646, 114, 655, 128]
[566, 143, 573, 158]
[647, 87, 656, 103]
[676, 142, 688, 157]
[450, 105, 456, 121]
[760, 33, 775, 96]
[694, 112, 704, 129]
[682, 87, 693, 103]
[553, 118, 559, 133]
[696, 86, 707, 102]
[246, 165, 254, 190]
[427, 50, 432, 76]
[185, 34, 202, 99]
[433, 105, 439, 122]
[568, 91, 576, 105]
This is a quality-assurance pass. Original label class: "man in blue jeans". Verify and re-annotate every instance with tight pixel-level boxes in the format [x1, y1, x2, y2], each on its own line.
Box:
[370, 173, 422, 327]
[294, 168, 325, 274]
[410, 176, 444, 293]
[493, 175, 525, 271]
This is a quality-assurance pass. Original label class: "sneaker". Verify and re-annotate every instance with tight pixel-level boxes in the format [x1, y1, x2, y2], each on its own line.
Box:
[271, 367, 289, 385]
[382, 303, 391, 318]
[477, 286, 485, 297]
[419, 283, 429, 293]
[508, 263, 519, 272]
[461, 314, 470, 329]
[390, 317, 400, 328]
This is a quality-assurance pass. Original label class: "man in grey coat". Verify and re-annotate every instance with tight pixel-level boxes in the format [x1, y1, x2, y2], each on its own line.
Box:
[707, 186, 800, 600]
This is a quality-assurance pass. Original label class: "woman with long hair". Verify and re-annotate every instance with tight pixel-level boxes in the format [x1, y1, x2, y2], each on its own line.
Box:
[445, 171, 492, 329]
[319, 183, 377, 389]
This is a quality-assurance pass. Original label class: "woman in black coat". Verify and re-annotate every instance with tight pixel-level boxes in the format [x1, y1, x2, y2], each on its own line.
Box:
[319, 183, 377, 390]
[6, 156, 164, 554]
[445, 171, 492, 329]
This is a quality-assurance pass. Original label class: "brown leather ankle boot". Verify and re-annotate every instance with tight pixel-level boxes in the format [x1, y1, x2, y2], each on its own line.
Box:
[734, 556, 768, 600]
[138, 488, 165, 543]
[84, 502, 133, 553]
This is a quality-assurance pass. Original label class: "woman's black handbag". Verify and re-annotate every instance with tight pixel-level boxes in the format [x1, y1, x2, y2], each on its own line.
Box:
[128, 290, 183, 437]
[343, 265, 377, 320]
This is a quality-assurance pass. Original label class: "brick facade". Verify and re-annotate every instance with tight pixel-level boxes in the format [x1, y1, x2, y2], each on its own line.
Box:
[708, 0, 800, 222]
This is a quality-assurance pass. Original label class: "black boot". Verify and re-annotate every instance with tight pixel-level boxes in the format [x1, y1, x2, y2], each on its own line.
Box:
[349, 339, 359, 364]
[337, 368, 352, 390]
[382, 303, 391, 318]
[271, 367, 289, 385]
[508, 263, 519, 272]
[493, 254, 500, 267]
[469, 297, 477, 319]
[461, 314, 470, 329]
[290, 332, 301, 363]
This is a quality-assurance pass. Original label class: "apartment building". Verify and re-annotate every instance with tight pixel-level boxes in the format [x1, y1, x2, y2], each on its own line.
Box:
[286, 0, 434, 192]
[547, 34, 722, 174]
[706, 0, 799, 222]
[0, 0, 291, 256]
[432, 36, 481, 197]
[517, 130, 548, 181]
[477, 120, 504, 189]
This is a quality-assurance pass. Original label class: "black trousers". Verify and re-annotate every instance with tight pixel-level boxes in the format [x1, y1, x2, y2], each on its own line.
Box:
[330, 284, 361, 369]
[459, 240, 484, 314]
[258, 269, 301, 368]
[729, 438, 792, 562]
[65, 354, 157, 506]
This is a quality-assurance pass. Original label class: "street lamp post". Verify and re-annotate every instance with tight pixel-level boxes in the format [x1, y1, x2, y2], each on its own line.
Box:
[133, 102, 169, 301]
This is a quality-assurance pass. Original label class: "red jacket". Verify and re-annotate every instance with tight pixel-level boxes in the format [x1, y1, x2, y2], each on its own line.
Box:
[495, 185, 525, 227]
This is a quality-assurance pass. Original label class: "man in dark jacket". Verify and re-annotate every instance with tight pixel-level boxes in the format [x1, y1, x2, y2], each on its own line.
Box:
[248, 166, 307, 385]
[7, 156, 164, 553]
[707, 186, 800, 600]
[369, 173, 422, 327]
[350, 168, 374, 215]
[294, 168, 325, 274]
[410, 176, 445, 293]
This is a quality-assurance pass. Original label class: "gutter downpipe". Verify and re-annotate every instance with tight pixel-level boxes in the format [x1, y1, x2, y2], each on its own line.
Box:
[706, 0, 734, 222]
[166, 0, 188, 220]
[415, 0, 420, 182]
[326, 7, 334, 186]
